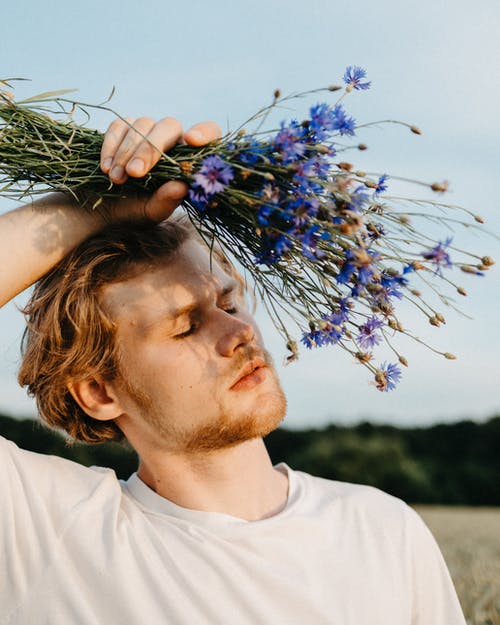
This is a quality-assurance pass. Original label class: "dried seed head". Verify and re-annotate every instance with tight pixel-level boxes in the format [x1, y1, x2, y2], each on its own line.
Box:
[410, 125, 422, 135]
[357, 143, 368, 151]
[355, 351, 372, 363]
[430, 181, 449, 193]
[338, 162, 353, 171]
[457, 286, 467, 296]
[286, 340, 298, 354]
[461, 265, 479, 274]
[316, 144, 330, 154]
[444, 352, 457, 360]
[179, 161, 194, 175]
[398, 356, 409, 367]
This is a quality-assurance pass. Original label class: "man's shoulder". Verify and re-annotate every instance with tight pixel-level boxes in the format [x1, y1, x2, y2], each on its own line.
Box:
[291, 466, 411, 524]
[0, 433, 121, 496]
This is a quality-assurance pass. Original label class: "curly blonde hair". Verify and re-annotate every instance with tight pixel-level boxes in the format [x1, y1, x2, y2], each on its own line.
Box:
[18, 217, 197, 444]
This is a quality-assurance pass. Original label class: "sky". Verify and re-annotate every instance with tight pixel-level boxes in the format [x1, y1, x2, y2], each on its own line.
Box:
[0, 0, 499, 429]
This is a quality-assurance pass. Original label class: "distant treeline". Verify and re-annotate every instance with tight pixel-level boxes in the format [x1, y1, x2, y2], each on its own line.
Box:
[1, 413, 499, 505]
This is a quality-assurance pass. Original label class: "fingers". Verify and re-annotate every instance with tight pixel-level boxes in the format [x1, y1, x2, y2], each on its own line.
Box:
[100, 116, 222, 189]
[100, 117, 183, 185]
[183, 121, 222, 146]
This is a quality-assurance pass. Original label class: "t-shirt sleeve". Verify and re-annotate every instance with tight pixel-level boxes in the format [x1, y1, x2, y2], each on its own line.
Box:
[0, 434, 120, 605]
[403, 504, 466, 625]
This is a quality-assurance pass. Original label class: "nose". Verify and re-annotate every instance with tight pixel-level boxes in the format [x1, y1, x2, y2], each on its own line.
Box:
[214, 311, 256, 357]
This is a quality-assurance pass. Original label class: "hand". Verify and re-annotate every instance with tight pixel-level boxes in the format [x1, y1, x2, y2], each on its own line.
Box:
[100, 116, 221, 222]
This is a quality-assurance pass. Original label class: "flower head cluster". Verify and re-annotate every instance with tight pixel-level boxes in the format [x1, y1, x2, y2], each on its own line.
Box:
[189, 155, 234, 211]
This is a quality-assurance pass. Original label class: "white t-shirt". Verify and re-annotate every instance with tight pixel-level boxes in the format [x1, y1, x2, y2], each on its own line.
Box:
[0, 435, 466, 625]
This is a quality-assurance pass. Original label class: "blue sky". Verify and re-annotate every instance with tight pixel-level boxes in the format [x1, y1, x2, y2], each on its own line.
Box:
[1, 0, 499, 428]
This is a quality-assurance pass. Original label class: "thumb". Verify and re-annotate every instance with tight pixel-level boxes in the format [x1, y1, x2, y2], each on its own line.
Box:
[144, 180, 189, 222]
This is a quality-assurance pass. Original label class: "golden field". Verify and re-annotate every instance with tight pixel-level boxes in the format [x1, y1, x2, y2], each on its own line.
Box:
[414, 506, 500, 625]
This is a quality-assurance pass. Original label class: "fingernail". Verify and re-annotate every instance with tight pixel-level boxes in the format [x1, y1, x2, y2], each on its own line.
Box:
[110, 165, 124, 180]
[102, 157, 112, 171]
[129, 158, 144, 175]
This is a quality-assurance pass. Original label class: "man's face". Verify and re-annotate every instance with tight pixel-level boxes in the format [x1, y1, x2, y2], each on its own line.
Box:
[101, 237, 287, 454]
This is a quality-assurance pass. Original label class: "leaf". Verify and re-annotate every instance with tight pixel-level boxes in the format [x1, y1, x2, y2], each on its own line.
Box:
[18, 88, 79, 104]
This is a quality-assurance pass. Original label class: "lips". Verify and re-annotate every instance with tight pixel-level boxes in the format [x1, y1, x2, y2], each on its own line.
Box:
[229, 357, 267, 390]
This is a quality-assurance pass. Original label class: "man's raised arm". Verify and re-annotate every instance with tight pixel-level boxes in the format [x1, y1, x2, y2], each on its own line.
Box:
[0, 118, 221, 308]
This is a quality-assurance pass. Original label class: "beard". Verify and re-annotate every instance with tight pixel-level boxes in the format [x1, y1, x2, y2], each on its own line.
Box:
[117, 348, 287, 454]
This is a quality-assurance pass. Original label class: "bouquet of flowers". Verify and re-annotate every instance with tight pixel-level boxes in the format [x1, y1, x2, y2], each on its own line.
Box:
[0, 68, 494, 391]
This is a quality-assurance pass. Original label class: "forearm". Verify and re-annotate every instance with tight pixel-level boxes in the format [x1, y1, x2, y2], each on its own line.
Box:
[0, 194, 106, 307]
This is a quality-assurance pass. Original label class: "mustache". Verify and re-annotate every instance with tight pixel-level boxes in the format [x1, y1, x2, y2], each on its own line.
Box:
[230, 346, 274, 376]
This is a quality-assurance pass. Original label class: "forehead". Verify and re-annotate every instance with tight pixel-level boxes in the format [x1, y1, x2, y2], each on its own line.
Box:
[100, 238, 234, 326]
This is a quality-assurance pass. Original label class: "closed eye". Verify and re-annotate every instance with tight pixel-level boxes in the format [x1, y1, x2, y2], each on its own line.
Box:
[173, 323, 198, 339]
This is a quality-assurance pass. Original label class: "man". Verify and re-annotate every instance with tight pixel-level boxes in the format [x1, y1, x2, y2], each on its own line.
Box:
[0, 116, 466, 624]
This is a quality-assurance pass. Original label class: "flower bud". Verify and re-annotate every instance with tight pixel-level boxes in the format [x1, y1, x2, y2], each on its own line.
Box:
[457, 286, 467, 296]
[481, 256, 495, 266]
[410, 125, 422, 135]
[328, 85, 342, 92]
[435, 313, 446, 323]
[443, 353, 457, 360]
[274, 89, 281, 99]
[398, 356, 409, 367]
[474, 215, 484, 223]
[357, 143, 368, 151]
[429, 316, 440, 327]
[411, 289, 421, 297]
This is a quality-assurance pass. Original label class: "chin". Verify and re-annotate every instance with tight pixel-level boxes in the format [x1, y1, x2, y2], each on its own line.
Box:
[181, 391, 287, 454]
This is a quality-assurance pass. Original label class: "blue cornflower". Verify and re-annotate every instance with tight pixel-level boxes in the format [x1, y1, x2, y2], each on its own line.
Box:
[321, 312, 345, 344]
[358, 317, 384, 350]
[421, 237, 453, 274]
[188, 185, 210, 212]
[300, 329, 324, 349]
[193, 155, 234, 195]
[349, 186, 371, 212]
[255, 232, 293, 265]
[375, 174, 389, 195]
[343, 66, 371, 91]
[379, 271, 408, 299]
[237, 138, 268, 165]
[309, 103, 337, 141]
[375, 362, 402, 392]
[332, 104, 356, 136]
[273, 120, 307, 164]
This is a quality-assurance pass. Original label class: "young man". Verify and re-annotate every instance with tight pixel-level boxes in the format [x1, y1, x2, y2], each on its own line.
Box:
[0, 116, 466, 624]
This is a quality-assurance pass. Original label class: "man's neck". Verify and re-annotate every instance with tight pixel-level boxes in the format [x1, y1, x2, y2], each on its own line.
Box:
[136, 438, 289, 522]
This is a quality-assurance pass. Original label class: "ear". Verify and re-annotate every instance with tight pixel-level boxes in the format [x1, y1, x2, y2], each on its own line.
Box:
[67, 376, 123, 422]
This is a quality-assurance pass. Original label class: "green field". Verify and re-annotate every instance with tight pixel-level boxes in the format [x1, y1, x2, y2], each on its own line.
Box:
[415, 506, 500, 625]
